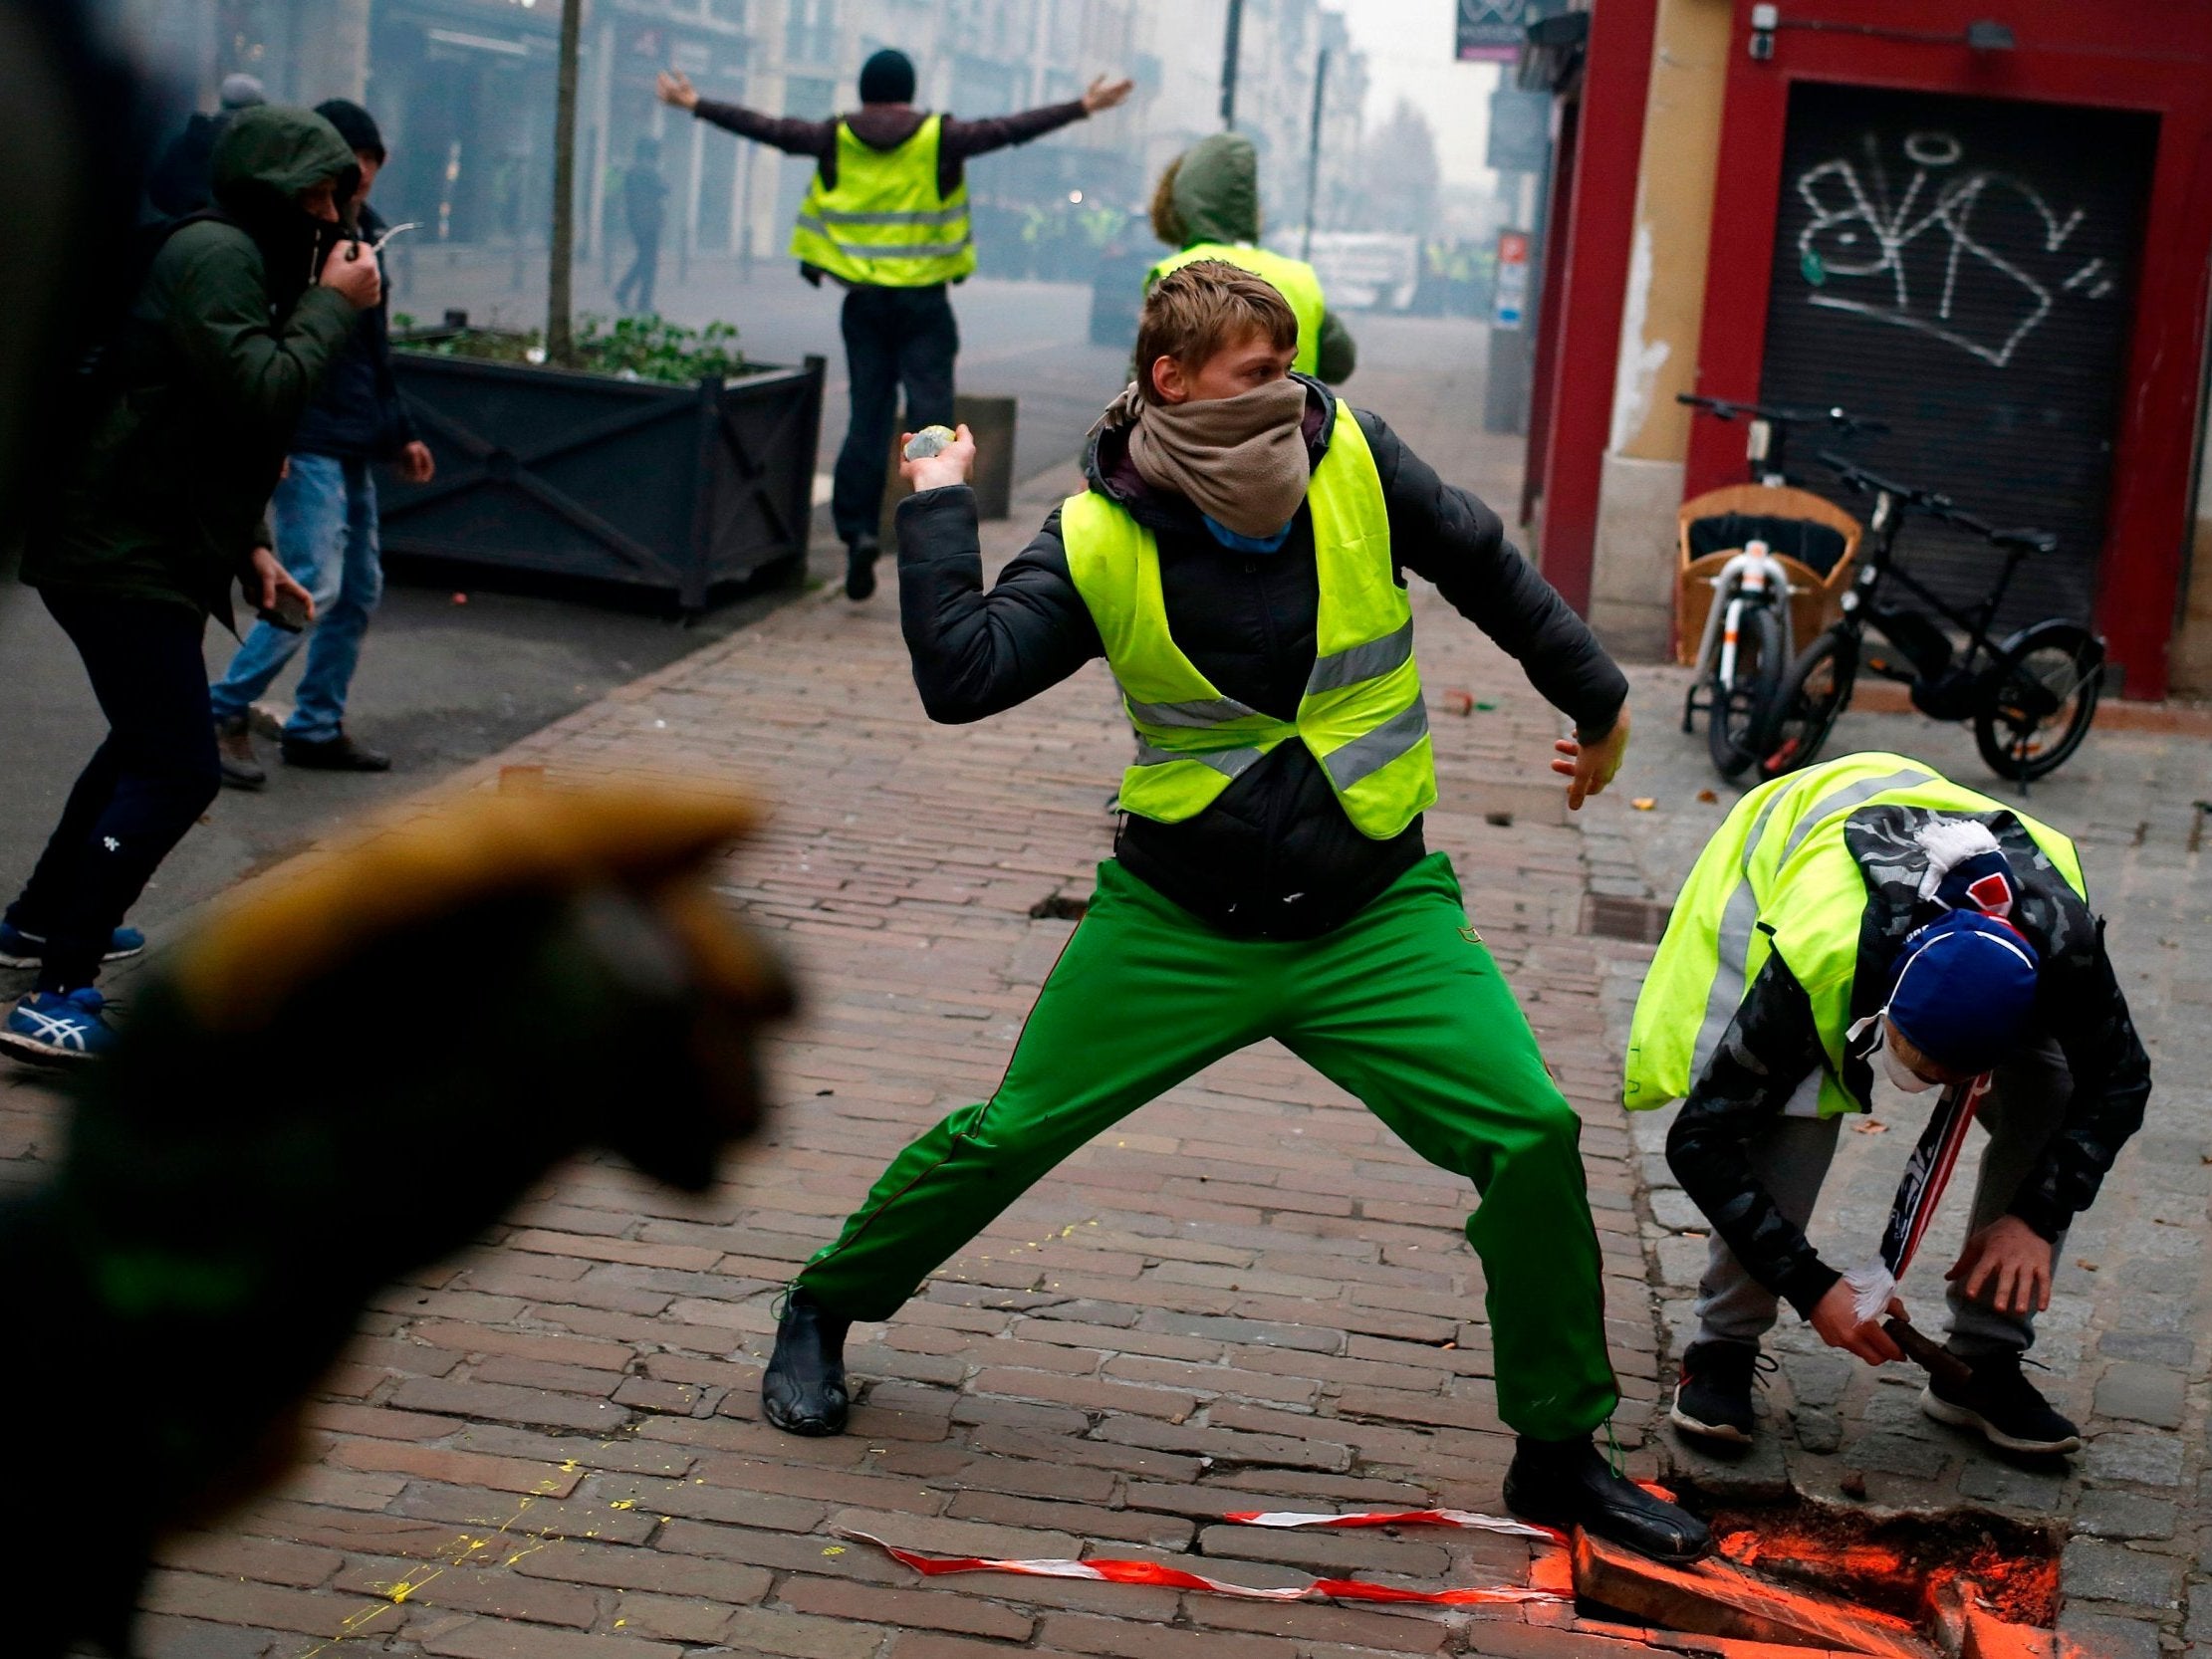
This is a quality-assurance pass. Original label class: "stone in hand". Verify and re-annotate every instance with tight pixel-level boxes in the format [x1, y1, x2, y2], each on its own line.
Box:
[903, 425, 957, 461]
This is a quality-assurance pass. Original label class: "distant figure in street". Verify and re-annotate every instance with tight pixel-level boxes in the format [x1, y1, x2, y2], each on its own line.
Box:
[658, 49, 1134, 600]
[144, 72, 265, 217]
[1147, 132, 1355, 384]
[0, 107, 372, 1064]
[209, 99, 434, 790]
[614, 134, 667, 317]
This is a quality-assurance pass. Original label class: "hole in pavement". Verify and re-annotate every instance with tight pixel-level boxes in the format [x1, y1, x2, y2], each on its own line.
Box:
[1704, 1495, 2060, 1626]
[1568, 1488, 2061, 1654]
[1582, 892, 1671, 944]
[1029, 893, 1089, 922]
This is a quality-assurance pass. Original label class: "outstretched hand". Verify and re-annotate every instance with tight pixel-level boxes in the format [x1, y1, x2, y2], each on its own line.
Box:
[657, 70, 700, 111]
[1550, 708, 1630, 811]
[1084, 76, 1135, 115]
[900, 424, 977, 493]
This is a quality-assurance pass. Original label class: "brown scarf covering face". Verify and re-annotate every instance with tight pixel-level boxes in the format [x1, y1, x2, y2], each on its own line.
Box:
[1099, 377, 1311, 538]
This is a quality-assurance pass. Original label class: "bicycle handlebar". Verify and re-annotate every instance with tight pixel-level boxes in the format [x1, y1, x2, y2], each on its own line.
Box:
[1815, 449, 2057, 554]
[1676, 391, 1889, 437]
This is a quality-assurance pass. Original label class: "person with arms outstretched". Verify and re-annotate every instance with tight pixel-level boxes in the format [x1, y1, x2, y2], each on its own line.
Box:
[659, 49, 1132, 600]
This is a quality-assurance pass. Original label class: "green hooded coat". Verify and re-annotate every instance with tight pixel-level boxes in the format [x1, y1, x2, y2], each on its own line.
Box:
[24, 105, 365, 623]
[1154, 133, 1356, 384]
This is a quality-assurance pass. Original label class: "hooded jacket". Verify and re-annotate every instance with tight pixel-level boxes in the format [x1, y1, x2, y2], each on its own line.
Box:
[1664, 804, 2149, 1317]
[1153, 134, 1356, 385]
[24, 106, 362, 623]
[690, 98, 1090, 285]
[893, 374, 1626, 940]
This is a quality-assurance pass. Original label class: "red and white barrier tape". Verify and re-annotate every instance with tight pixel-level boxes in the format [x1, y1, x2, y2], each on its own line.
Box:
[1223, 1508, 1565, 1543]
[843, 1509, 1570, 1610]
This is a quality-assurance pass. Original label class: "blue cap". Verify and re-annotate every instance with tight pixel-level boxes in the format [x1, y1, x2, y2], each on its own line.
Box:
[1884, 910, 2040, 1074]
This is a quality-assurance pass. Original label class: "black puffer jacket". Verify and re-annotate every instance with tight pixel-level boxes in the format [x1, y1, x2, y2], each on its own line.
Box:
[894, 374, 1628, 939]
[1665, 804, 2150, 1316]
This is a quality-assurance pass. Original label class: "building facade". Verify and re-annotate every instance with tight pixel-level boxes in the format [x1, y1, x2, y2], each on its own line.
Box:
[1522, 0, 2212, 699]
[133, 0, 1362, 287]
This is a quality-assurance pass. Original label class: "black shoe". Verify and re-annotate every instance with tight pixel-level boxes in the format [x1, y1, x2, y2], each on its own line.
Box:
[762, 1289, 852, 1436]
[1669, 1340, 1772, 1445]
[215, 716, 266, 790]
[1921, 1351, 2081, 1455]
[1504, 1435, 1713, 1564]
[280, 730, 391, 772]
[845, 537, 879, 601]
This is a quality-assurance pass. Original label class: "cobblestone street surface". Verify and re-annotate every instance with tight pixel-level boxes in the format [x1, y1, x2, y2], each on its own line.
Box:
[3, 340, 2206, 1656]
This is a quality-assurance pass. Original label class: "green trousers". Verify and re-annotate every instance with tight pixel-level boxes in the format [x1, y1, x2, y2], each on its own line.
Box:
[797, 852, 1620, 1441]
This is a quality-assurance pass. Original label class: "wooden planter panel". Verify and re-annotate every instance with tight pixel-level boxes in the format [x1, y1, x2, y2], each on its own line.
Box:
[381, 352, 826, 607]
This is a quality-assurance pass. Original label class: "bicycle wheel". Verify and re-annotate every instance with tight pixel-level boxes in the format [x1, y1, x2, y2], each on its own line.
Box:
[1706, 599, 1787, 779]
[1757, 626, 1858, 782]
[1974, 621, 2103, 782]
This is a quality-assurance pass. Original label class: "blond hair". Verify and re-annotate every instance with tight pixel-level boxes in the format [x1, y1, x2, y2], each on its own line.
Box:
[1135, 260, 1298, 404]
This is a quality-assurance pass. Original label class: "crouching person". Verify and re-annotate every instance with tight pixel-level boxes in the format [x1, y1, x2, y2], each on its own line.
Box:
[1626, 753, 2150, 1455]
[759, 260, 1710, 1563]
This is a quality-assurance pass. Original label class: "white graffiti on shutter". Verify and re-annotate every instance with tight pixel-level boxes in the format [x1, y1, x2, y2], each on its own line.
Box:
[1792, 129, 2115, 369]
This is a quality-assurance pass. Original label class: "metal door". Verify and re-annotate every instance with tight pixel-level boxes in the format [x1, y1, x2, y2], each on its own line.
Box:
[1759, 83, 2156, 632]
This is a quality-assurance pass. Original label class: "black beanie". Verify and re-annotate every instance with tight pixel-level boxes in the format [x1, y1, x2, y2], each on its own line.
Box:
[858, 49, 916, 106]
[315, 98, 385, 163]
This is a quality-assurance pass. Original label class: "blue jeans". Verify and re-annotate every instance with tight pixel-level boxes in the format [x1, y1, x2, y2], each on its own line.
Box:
[209, 453, 381, 742]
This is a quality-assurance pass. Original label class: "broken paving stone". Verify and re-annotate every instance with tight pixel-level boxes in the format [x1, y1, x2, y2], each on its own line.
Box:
[1570, 1531, 1935, 1659]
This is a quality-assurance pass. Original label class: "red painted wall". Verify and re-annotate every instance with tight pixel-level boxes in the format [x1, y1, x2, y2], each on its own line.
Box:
[1683, 0, 2212, 698]
[1528, 0, 1659, 614]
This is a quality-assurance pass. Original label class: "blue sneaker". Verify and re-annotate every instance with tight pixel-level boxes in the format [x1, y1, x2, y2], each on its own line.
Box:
[0, 921, 145, 969]
[1, 988, 118, 1062]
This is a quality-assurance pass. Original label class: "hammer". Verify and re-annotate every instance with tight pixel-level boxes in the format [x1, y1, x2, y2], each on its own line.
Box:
[1883, 1313, 1974, 1393]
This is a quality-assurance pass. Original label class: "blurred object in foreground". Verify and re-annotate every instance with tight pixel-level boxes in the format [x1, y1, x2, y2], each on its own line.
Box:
[3, 774, 794, 1658]
[0, 0, 157, 556]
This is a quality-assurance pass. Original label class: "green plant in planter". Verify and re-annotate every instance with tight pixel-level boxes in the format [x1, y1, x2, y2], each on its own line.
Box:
[397, 313, 747, 385]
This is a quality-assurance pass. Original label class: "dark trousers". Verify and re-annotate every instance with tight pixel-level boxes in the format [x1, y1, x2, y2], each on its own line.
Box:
[832, 284, 958, 547]
[615, 235, 659, 315]
[6, 591, 221, 991]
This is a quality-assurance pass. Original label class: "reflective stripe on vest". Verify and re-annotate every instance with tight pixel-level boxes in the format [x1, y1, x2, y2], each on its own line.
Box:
[789, 116, 976, 287]
[1146, 243, 1328, 376]
[1061, 400, 1435, 840]
[1622, 752, 2088, 1118]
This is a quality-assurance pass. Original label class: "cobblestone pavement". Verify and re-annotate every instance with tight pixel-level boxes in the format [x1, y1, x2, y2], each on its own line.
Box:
[8, 336, 2204, 1653]
[1584, 668, 2212, 1658]
[2, 346, 1683, 1659]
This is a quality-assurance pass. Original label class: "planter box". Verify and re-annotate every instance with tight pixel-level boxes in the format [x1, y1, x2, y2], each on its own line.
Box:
[381, 351, 826, 609]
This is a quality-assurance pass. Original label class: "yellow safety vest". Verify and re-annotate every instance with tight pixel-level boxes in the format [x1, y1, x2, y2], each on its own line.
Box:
[1147, 242, 1328, 376]
[1622, 752, 2087, 1118]
[790, 115, 975, 287]
[1061, 402, 1434, 839]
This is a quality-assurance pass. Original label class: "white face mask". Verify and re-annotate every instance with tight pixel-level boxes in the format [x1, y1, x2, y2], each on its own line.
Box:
[1879, 1020, 1940, 1093]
